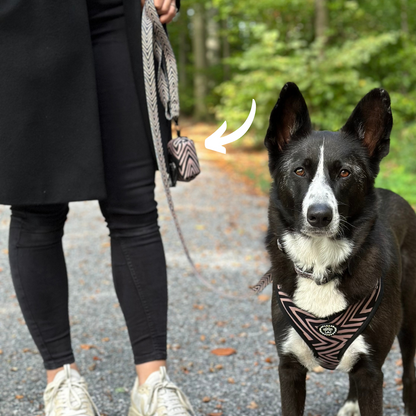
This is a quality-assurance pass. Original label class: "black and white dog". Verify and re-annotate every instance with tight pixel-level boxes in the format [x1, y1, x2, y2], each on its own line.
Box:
[262, 83, 416, 416]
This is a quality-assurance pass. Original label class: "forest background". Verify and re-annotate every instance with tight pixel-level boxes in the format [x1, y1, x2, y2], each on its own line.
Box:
[169, 0, 416, 206]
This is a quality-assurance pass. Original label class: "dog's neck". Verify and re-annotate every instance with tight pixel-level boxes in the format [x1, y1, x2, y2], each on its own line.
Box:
[281, 232, 353, 285]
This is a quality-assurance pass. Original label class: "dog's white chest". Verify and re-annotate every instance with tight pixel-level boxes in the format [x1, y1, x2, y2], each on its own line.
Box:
[282, 233, 353, 283]
[293, 277, 347, 317]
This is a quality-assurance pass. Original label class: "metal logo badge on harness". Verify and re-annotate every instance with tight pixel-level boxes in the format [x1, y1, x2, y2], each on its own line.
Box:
[318, 324, 337, 337]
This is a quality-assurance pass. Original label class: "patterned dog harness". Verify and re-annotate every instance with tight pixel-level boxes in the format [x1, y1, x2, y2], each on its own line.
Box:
[277, 279, 384, 370]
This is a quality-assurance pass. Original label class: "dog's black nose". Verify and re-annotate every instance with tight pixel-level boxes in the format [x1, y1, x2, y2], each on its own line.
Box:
[307, 204, 333, 228]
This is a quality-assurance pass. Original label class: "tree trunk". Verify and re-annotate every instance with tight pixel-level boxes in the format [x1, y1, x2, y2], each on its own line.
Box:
[178, 23, 187, 90]
[206, 8, 220, 66]
[315, 0, 328, 46]
[192, 3, 208, 120]
[401, 0, 409, 33]
[222, 19, 231, 81]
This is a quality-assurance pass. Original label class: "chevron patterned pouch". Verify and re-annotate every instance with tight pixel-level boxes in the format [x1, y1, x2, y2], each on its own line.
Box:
[167, 130, 200, 186]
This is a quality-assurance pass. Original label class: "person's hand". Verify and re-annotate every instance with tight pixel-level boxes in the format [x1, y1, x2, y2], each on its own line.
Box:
[141, 0, 177, 24]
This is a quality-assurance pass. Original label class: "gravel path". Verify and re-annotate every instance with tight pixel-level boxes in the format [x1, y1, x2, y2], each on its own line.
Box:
[0, 155, 405, 416]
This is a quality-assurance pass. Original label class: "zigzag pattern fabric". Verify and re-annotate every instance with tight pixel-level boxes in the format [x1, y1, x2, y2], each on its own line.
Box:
[277, 279, 383, 370]
[167, 137, 200, 181]
[251, 270, 273, 294]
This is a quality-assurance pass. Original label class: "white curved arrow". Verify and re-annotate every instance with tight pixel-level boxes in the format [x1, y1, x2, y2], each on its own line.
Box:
[205, 99, 256, 154]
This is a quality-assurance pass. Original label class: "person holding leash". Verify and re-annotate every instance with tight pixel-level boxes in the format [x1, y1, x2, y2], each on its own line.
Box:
[0, 0, 194, 415]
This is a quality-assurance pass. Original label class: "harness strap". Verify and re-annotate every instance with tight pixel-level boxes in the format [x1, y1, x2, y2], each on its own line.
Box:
[276, 277, 384, 370]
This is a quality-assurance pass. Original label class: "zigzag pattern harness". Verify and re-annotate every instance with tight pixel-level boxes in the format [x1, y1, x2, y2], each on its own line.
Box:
[277, 279, 383, 370]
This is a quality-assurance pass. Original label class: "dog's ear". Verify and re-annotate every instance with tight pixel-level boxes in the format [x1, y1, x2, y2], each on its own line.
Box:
[264, 82, 312, 153]
[341, 88, 393, 162]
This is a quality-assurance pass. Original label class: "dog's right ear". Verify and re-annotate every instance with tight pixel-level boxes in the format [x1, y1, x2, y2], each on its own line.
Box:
[264, 82, 312, 154]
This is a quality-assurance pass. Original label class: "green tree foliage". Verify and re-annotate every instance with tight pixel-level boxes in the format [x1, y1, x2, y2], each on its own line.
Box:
[171, 0, 416, 203]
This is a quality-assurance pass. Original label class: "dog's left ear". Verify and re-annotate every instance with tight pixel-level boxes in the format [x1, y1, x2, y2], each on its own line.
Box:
[341, 88, 393, 162]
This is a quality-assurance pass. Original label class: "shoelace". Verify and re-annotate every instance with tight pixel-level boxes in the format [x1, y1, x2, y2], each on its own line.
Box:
[145, 380, 194, 416]
[46, 373, 100, 416]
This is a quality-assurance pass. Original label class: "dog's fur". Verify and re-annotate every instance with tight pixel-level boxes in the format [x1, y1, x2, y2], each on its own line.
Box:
[265, 83, 416, 416]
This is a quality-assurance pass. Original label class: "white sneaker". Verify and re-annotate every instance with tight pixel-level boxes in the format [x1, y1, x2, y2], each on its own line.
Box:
[128, 366, 194, 416]
[43, 364, 100, 416]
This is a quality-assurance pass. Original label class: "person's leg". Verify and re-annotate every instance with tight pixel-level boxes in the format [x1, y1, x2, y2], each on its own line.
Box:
[87, 0, 169, 384]
[8, 203, 77, 381]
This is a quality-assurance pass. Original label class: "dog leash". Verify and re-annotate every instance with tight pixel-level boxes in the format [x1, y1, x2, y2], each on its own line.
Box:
[141, 1, 251, 300]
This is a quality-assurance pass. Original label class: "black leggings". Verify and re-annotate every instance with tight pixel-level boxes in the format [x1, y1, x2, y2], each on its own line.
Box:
[8, 0, 168, 370]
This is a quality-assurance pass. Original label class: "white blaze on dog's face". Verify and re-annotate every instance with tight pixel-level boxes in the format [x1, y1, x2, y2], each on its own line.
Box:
[301, 143, 340, 237]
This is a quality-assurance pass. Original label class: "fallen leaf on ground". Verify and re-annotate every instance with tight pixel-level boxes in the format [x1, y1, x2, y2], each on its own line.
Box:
[247, 401, 258, 409]
[15, 395, 24, 400]
[202, 397, 211, 403]
[22, 348, 38, 354]
[258, 294, 270, 303]
[268, 340, 276, 345]
[228, 377, 235, 384]
[211, 348, 236, 356]
[208, 412, 222, 416]
[102, 337, 109, 342]
[264, 357, 274, 363]
[80, 344, 96, 350]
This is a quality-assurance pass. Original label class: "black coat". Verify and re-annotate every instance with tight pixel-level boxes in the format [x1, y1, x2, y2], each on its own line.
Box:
[0, 0, 175, 205]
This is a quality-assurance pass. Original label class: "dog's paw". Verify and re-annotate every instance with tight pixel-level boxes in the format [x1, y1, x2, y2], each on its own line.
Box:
[337, 401, 360, 416]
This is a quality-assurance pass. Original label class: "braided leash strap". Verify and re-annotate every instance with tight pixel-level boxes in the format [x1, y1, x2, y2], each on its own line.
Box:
[142, 1, 249, 299]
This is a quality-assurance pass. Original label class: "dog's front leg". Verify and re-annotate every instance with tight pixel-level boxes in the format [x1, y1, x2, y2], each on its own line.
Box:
[278, 355, 307, 416]
[349, 359, 383, 416]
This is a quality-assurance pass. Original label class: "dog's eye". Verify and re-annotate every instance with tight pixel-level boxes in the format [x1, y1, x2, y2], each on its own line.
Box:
[294, 167, 306, 177]
[339, 169, 351, 178]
